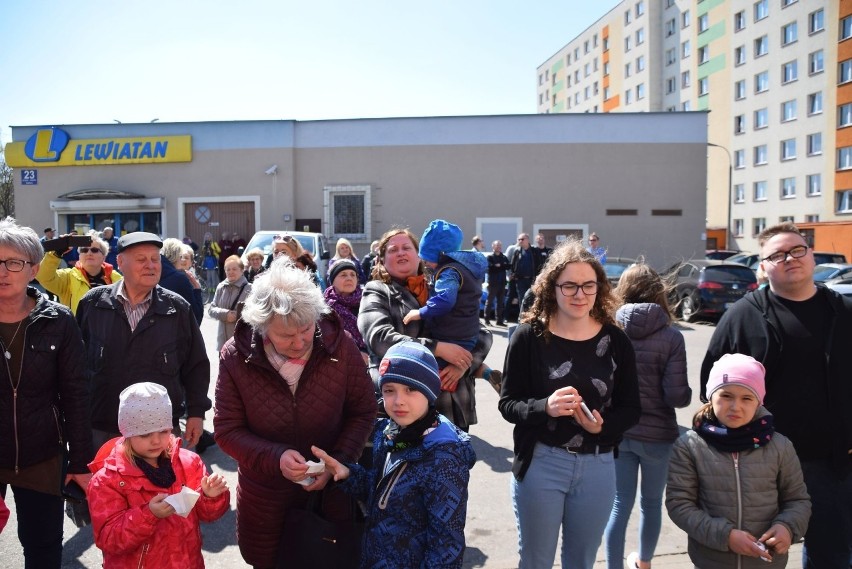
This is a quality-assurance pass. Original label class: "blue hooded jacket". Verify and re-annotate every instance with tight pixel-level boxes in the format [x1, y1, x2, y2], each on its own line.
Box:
[419, 250, 487, 345]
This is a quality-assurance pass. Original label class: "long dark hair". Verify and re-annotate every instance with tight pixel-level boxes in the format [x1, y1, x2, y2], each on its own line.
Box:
[614, 263, 674, 322]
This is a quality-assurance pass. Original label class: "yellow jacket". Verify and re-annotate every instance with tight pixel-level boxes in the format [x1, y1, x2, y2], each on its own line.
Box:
[36, 252, 122, 314]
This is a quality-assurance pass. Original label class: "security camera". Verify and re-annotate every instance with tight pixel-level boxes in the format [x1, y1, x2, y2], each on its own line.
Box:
[265, 165, 278, 175]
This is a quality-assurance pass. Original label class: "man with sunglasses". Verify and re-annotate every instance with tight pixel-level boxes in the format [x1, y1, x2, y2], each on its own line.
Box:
[700, 223, 852, 569]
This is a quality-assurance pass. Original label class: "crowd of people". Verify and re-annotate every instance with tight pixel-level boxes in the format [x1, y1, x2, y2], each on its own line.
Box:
[0, 216, 849, 569]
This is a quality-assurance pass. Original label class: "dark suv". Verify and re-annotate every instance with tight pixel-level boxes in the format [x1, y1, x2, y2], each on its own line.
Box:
[666, 260, 758, 322]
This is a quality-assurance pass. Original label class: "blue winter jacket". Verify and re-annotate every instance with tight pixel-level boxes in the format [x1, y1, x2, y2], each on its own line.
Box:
[340, 415, 476, 569]
[419, 250, 487, 345]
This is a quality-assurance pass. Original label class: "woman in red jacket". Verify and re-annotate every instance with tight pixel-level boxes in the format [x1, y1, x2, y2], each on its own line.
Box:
[214, 258, 377, 568]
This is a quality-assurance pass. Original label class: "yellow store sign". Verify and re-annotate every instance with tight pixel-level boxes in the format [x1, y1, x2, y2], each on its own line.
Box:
[4, 127, 192, 167]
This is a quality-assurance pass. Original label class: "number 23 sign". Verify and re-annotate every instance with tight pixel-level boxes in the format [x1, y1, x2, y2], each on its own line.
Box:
[21, 169, 37, 185]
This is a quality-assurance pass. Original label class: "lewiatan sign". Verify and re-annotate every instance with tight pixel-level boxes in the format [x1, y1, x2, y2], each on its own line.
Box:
[4, 127, 192, 167]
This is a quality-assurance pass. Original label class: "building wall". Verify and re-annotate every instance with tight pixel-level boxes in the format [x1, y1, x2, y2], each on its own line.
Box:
[9, 113, 708, 268]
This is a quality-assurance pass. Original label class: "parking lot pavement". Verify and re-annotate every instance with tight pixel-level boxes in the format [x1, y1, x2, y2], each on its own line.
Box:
[0, 317, 803, 568]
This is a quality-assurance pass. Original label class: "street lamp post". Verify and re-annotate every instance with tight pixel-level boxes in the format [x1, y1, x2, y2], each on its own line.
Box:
[708, 143, 733, 250]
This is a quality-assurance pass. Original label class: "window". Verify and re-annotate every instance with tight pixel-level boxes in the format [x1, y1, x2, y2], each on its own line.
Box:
[804, 50, 823, 77]
[698, 14, 709, 33]
[754, 107, 768, 129]
[593, 34, 598, 47]
[324, 185, 371, 239]
[809, 9, 824, 34]
[538, 93, 544, 105]
[538, 74, 544, 86]
[625, 62, 632, 77]
[636, 28, 645, 45]
[636, 1, 644, 17]
[666, 77, 676, 94]
[584, 40, 590, 54]
[782, 60, 797, 83]
[807, 174, 821, 196]
[734, 219, 745, 237]
[682, 10, 690, 28]
[754, 181, 768, 201]
[636, 83, 645, 100]
[584, 86, 590, 100]
[575, 70, 580, 82]
[682, 40, 691, 58]
[840, 59, 852, 84]
[754, 144, 768, 165]
[805, 214, 820, 222]
[734, 115, 745, 134]
[666, 0, 675, 7]
[842, 15, 852, 41]
[666, 47, 677, 65]
[698, 46, 709, 64]
[698, 77, 709, 96]
[753, 218, 767, 236]
[584, 63, 590, 77]
[782, 22, 798, 46]
[603, 37, 609, 51]
[734, 184, 745, 202]
[735, 80, 746, 100]
[838, 191, 852, 213]
[840, 103, 852, 127]
[807, 133, 822, 156]
[682, 70, 691, 88]
[574, 47, 580, 60]
[625, 36, 632, 51]
[604, 86, 611, 100]
[682, 101, 692, 111]
[839, 146, 852, 170]
[754, 0, 768, 22]
[636, 55, 645, 72]
[808, 92, 822, 115]
[781, 0, 796, 7]
[779, 216, 795, 224]
[735, 45, 746, 66]
[603, 61, 610, 75]
[593, 81, 599, 95]
[625, 89, 634, 104]
[666, 18, 676, 36]
[781, 99, 797, 121]
[735, 11, 746, 32]
[567, 75, 572, 88]
[755, 71, 769, 93]
[734, 149, 746, 169]
[754, 35, 768, 57]
[781, 178, 796, 199]
[625, 9, 632, 25]
[593, 58, 599, 71]
[781, 139, 796, 160]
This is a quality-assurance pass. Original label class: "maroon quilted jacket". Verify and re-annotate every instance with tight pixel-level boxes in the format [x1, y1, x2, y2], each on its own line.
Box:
[213, 312, 376, 565]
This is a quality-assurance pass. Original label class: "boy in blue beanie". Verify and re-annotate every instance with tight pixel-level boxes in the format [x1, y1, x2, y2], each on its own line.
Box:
[402, 219, 502, 393]
[312, 341, 476, 568]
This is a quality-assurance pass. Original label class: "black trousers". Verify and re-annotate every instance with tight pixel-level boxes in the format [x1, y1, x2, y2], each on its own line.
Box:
[1, 484, 64, 569]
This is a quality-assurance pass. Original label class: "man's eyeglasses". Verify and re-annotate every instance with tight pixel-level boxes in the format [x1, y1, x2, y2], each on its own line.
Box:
[556, 281, 600, 297]
[762, 245, 809, 265]
[0, 259, 34, 272]
[78, 247, 102, 254]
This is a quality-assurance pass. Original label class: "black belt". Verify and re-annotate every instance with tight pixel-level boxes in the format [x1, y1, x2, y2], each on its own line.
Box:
[561, 443, 613, 455]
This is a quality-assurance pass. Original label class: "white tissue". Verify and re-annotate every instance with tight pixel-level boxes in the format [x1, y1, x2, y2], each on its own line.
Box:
[295, 460, 325, 486]
[164, 486, 200, 517]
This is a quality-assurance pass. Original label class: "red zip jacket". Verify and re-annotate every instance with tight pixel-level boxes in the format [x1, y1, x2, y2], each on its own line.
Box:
[0, 494, 9, 533]
[88, 437, 229, 568]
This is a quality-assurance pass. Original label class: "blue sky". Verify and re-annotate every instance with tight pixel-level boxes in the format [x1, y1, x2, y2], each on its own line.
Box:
[0, 1, 619, 144]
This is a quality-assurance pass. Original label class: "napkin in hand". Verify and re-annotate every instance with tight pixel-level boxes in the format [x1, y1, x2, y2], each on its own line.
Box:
[164, 486, 200, 517]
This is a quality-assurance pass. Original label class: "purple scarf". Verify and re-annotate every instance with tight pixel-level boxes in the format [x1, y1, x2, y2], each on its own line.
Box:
[323, 286, 366, 351]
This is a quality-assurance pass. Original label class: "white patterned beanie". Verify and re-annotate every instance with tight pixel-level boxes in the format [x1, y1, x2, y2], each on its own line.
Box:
[118, 382, 173, 437]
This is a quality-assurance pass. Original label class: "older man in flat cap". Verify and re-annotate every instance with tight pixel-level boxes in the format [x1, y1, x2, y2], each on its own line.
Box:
[76, 232, 210, 451]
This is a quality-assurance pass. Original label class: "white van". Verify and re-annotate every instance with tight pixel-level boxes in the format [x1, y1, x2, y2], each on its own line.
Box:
[241, 230, 331, 280]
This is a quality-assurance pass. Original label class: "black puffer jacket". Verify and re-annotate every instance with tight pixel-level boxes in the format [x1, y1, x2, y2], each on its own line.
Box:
[617, 302, 691, 443]
[0, 287, 93, 473]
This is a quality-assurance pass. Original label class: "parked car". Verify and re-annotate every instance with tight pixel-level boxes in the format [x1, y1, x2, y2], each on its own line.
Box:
[725, 252, 759, 267]
[705, 250, 740, 260]
[241, 230, 331, 280]
[665, 260, 758, 322]
[813, 263, 852, 283]
[826, 278, 852, 298]
[604, 256, 639, 286]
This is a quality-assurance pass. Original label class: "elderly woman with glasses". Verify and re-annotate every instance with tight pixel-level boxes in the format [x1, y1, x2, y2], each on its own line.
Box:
[36, 231, 123, 315]
[499, 238, 640, 569]
[0, 217, 92, 567]
[214, 258, 376, 568]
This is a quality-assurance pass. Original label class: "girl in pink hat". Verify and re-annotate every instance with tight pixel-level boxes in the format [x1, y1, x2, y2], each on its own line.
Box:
[666, 354, 811, 568]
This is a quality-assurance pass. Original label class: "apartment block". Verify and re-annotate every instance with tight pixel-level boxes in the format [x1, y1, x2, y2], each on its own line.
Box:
[538, 0, 851, 254]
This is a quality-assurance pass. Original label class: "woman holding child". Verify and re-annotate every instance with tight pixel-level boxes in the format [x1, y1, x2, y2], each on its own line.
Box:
[358, 227, 492, 431]
[213, 259, 376, 568]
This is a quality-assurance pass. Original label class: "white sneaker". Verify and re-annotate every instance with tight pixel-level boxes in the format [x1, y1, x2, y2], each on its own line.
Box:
[626, 552, 640, 569]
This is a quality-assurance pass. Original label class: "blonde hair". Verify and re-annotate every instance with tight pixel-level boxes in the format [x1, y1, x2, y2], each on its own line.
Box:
[334, 237, 355, 260]
[224, 254, 244, 270]
[160, 238, 185, 265]
[246, 247, 265, 261]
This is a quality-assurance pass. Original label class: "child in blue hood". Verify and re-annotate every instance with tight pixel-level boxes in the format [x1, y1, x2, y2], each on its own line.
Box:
[313, 341, 476, 568]
[402, 219, 501, 393]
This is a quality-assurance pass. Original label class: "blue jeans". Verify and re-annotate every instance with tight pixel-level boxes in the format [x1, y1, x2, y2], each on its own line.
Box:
[512, 442, 616, 569]
[603, 438, 674, 569]
[1, 485, 64, 568]
[798, 459, 852, 569]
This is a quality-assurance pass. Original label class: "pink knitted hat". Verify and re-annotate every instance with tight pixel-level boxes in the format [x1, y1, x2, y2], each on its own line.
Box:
[705, 353, 766, 404]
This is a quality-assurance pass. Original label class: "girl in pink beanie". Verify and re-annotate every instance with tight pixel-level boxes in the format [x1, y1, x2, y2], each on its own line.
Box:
[666, 354, 812, 568]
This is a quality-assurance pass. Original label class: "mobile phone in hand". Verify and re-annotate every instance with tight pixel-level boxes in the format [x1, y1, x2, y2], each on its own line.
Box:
[579, 401, 597, 423]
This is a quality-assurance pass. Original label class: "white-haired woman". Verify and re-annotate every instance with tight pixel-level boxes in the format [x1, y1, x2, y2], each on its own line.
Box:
[160, 237, 204, 324]
[213, 258, 376, 569]
[0, 217, 92, 567]
[36, 231, 122, 314]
